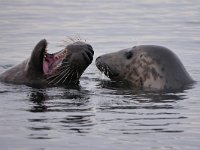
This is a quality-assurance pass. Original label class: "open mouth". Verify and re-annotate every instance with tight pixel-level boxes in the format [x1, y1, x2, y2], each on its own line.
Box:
[42, 45, 68, 75]
[35, 39, 94, 86]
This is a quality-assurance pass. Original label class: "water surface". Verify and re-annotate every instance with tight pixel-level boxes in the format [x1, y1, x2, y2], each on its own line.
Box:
[0, 0, 200, 150]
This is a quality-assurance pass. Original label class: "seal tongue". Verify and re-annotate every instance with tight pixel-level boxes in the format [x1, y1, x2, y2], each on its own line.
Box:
[43, 54, 57, 74]
[43, 49, 66, 75]
[43, 60, 49, 74]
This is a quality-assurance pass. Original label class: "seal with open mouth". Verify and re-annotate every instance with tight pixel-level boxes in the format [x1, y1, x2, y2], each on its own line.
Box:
[96, 45, 194, 90]
[0, 39, 94, 87]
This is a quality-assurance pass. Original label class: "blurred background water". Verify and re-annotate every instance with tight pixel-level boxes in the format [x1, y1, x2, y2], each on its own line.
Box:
[0, 0, 200, 150]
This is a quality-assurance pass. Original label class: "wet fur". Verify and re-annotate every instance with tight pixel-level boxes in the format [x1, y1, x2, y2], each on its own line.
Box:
[0, 39, 94, 87]
[96, 45, 194, 90]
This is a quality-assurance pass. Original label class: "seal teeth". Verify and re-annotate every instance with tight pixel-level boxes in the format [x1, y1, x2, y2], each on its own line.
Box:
[56, 49, 67, 59]
[44, 48, 47, 58]
[64, 48, 68, 54]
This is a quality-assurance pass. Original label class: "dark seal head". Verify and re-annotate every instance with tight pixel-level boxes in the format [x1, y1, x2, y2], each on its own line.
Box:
[96, 45, 194, 90]
[0, 39, 94, 87]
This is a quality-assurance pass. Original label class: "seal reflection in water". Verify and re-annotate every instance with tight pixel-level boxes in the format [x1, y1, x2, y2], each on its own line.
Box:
[96, 45, 194, 90]
[0, 39, 94, 87]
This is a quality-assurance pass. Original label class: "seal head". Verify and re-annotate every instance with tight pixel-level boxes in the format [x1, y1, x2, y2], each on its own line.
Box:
[0, 39, 94, 87]
[96, 45, 194, 90]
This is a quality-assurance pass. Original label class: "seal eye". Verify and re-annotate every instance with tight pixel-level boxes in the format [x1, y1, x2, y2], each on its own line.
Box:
[125, 51, 133, 59]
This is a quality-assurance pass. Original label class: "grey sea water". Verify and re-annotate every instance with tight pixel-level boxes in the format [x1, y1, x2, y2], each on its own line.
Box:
[0, 0, 200, 149]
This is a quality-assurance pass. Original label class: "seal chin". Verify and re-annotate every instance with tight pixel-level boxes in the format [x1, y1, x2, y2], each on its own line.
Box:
[96, 58, 119, 79]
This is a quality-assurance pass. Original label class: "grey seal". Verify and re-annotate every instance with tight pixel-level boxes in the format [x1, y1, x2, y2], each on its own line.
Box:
[96, 45, 194, 90]
[0, 39, 94, 87]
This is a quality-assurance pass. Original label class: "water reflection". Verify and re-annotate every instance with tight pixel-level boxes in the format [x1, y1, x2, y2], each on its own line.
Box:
[61, 114, 96, 133]
[27, 88, 95, 139]
[28, 90, 48, 112]
[97, 80, 188, 110]
[0, 0, 199, 149]
[96, 80, 188, 134]
[97, 80, 188, 101]
[27, 87, 91, 112]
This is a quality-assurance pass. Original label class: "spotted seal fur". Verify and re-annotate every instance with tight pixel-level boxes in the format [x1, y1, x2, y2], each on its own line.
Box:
[96, 45, 194, 90]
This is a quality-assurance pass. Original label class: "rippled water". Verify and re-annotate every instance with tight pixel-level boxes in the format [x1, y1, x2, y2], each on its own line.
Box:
[0, 0, 200, 149]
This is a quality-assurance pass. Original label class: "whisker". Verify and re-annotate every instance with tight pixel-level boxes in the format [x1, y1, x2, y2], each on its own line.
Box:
[106, 65, 111, 77]
[57, 65, 69, 70]
[47, 63, 71, 79]
[67, 36, 76, 42]
[107, 66, 115, 76]
[103, 67, 106, 75]
[67, 71, 75, 85]
[48, 68, 70, 84]
[46, 68, 66, 80]
[54, 69, 71, 85]
[61, 62, 71, 65]
[62, 68, 75, 84]
[76, 34, 81, 41]
[46, 72, 60, 80]
[76, 70, 79, 79]
[53, 70, 70, 85]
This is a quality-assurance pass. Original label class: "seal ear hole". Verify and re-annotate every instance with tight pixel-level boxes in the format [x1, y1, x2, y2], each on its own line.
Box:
[125, 51, 133, 59]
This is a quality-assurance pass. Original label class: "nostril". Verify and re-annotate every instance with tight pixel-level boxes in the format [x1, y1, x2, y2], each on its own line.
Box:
[85, 51, 93, 61]
[87, 44, 94, 55]
[82, 51, 93, 64]
[96, 56, 101, 61]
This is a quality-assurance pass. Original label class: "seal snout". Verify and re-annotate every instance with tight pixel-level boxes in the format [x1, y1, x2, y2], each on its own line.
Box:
[86, 44, 94, 55]
[82, 44, 94, 64]
[96, 56, 119, 79]
[95, 56, 101, 62]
